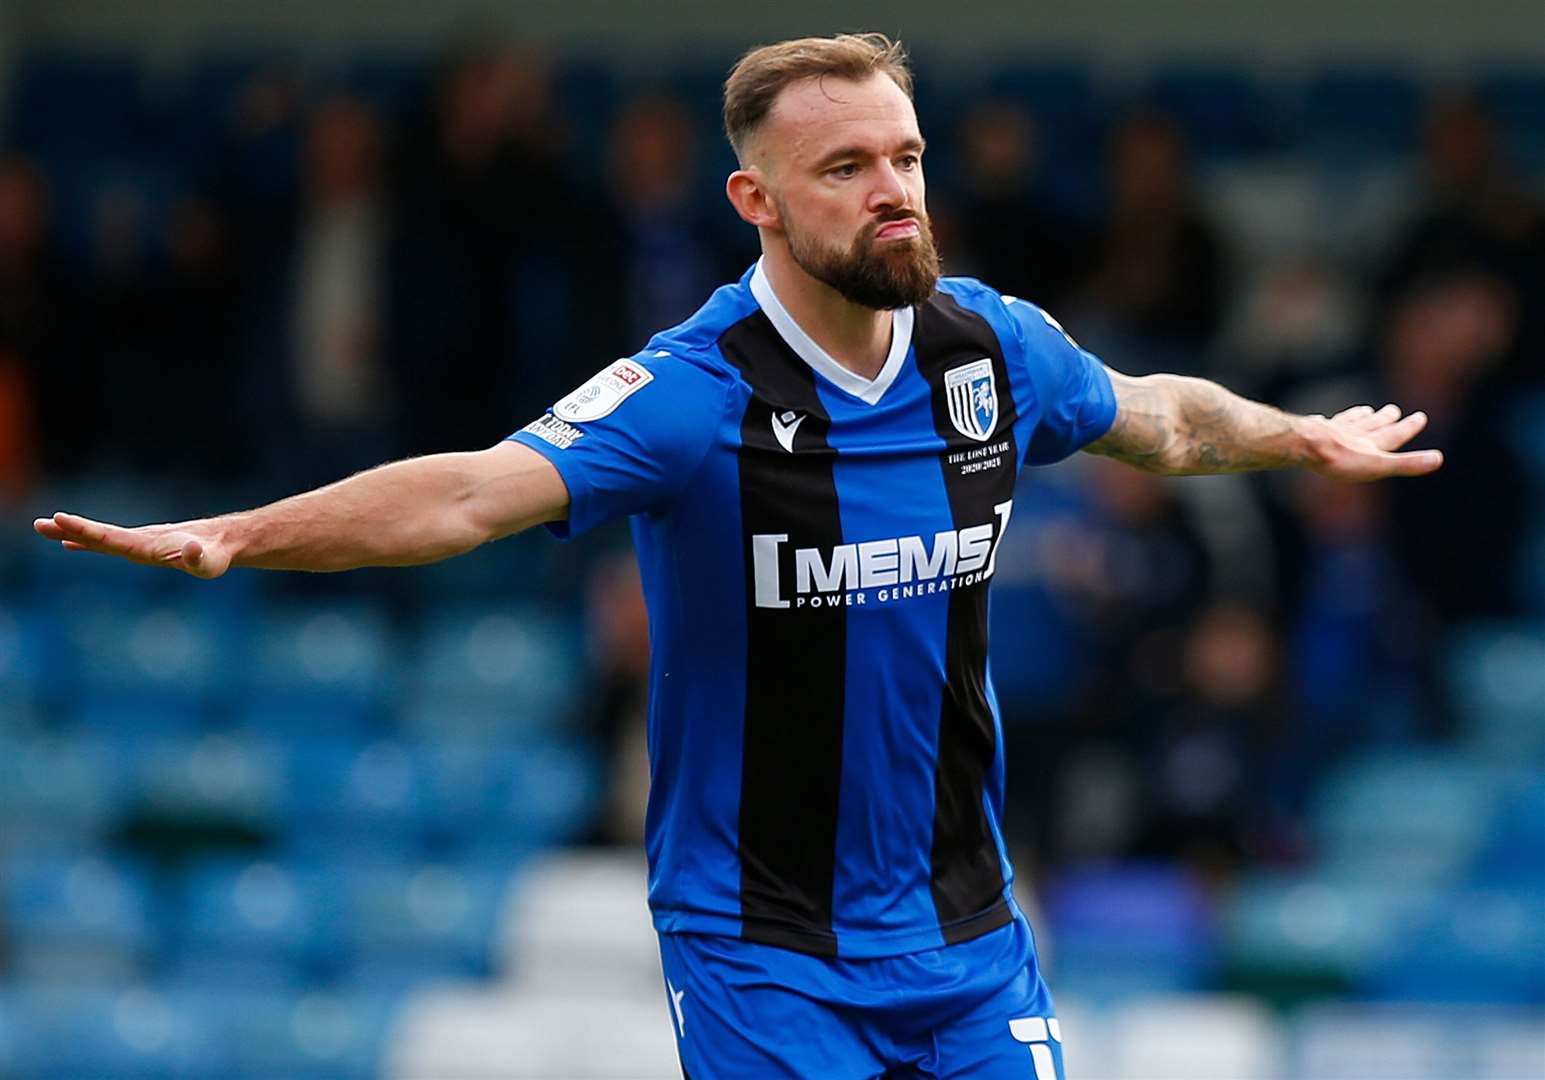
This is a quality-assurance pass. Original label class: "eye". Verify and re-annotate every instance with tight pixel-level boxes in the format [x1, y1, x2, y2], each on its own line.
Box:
[829, 163, 859, 178]
[897, 154, 920, 170]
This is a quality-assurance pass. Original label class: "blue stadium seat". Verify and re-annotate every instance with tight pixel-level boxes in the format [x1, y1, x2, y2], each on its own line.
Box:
[62, 604, 241, 709]
[233, 604, 393, 736]
[0, 731, 127, 842]
[1362, 887, 1545, 1004]
[1293, 65, 1422, 166]
[405, 530, 560, 604]
[0, 988, 16, 1077]
[281, 739, 429, 849]
[491, 740, 603, 847]
[1309, 750, 1500, 885]
[336, 860, 511, 977]
[407, 605, 584, 723]
[414, 737, 599, 847]
[5, 52, 149, 163]
[1478, 68, 1545, 170]
[8, 982, 234, 1080]
[1042, 862, 1216, 999]
[395, 689, 561, 743]
[175, 858, 344, 975]
[1147, 65, 1278, 159]
[200, 983, 401, 1080]
[0, 855, 158, 982]
[1444, 623, 1545, 759]
[1223, 874, 1431, 983]
[72, 692, 207, 736]
[119, 732, 286, 827]
[339, 50, 427, 114]
[0, 602, 64, 704]
[1469, 771, 1545, 888]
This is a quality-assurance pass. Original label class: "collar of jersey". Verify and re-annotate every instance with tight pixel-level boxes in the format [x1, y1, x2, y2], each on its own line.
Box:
[750, 258, 913, 406]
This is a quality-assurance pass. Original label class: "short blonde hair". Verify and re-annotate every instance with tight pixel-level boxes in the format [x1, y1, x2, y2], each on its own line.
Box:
[723, 33, 914, 160]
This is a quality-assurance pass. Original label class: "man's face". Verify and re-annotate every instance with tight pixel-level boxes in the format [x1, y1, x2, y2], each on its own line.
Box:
[752, 74, 939, 309]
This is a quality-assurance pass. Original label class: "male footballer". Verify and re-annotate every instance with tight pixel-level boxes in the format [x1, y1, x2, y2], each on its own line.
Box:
[36, 33, 1440, 1079]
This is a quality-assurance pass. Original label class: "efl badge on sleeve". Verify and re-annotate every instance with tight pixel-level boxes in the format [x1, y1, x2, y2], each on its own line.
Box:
[554, 359, 656, 422]
[945, 358, 997, 442]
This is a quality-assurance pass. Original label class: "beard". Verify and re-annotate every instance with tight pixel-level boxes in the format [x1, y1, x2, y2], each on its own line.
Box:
[782, 206, 942, 310]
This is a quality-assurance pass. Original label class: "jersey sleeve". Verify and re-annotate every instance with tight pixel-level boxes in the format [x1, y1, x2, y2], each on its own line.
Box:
[1005, 299, 1118, 465]
[508, 351, 736, 539]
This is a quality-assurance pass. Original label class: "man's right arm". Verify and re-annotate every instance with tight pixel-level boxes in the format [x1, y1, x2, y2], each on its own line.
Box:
[33, 441, 569, 579]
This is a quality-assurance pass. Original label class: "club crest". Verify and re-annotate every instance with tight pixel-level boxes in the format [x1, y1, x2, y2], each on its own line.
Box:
[945, 358, 997, 442]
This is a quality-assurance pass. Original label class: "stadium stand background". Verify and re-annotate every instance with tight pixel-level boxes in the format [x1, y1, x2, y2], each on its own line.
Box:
[0, 3, 1542, 1076]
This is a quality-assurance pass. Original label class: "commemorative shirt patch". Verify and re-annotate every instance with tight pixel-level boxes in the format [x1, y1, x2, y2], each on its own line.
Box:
[555, 359, 656, 422]
[523, 413, 586, 449]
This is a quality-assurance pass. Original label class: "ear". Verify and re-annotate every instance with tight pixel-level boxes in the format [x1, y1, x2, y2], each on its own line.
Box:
[726, 168, 780, 230]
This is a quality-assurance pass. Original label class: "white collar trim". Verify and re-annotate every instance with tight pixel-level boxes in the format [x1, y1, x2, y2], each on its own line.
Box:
[750, 258, 913, 406]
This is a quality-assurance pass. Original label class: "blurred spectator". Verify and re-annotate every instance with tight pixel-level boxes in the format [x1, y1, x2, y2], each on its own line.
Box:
[0, 156, 69, 476]
[1280, 472, 1434, 755]
[1213, 259, 1365, 400]
[151, 196, 244, 478]
[584, 550, 651, 845]
[1380, 93, 1545, 384]
[1005, 461, 1214, 862]
[947, 98, 1084, 310]
[1140, 604, 1294, 868]
[589, 95, 746, 349]
[231, 93, 396, 487]
[391, 46, 588, 450]
[293, 96, 391, 432]
[1061, 461, 1216, 729]
[1378, 271, 1527, 622]
[78, 179, 161, 471]
[1074, 109, 1225, 371]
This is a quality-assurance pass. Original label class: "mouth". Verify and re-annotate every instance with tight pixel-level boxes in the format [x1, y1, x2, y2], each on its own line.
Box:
[873, 219, 920, 241]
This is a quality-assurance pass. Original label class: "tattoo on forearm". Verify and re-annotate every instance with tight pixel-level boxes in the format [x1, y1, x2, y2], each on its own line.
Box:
[1088, 371, 1308, 475]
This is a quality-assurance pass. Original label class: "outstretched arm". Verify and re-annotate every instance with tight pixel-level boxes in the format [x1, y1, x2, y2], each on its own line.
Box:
[32, 441, 569, 579]
[1084, 368, 1444, 481]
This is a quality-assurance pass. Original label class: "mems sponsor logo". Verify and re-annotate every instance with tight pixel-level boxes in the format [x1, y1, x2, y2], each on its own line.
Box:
[752, 500, 1013, 609]
[522, 413, 586, 450]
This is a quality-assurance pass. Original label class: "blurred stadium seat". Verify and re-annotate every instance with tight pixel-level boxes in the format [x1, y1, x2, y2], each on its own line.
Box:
[1444, 624, 1545, 758]
[175, 858, 343, 977]
[1043, 863, 1216, 999]
[0, 856, 157, 984]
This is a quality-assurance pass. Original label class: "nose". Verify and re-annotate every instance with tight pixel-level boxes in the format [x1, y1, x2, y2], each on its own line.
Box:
[866, 160, 910, 213]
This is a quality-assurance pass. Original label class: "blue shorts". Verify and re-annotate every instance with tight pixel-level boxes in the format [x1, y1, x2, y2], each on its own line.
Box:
[656, 916, 1065, 1079]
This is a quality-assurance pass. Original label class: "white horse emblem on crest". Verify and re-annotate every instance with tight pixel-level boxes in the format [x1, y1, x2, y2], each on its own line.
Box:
[945, 358, 997, 442]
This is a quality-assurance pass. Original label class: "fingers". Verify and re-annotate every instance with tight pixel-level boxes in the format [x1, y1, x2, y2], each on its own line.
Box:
[1378, 448, 1445, 477]
[1331, 403, 1402, 432]
[35, 511, 159, 564]
[1368, 410, 1429, 451]
[1331, 404, 1375, 425]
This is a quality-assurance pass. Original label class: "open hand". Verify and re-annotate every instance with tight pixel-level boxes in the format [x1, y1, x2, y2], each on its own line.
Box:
[1305, 404, 1444, 482]
[32, 512, 232, 579]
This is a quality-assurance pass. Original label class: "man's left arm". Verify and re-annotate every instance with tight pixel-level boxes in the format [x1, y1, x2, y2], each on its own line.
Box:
[1084, 368, 1444, 481]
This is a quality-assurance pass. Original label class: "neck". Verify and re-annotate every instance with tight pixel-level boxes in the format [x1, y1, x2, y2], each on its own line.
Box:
[760, 244, 894, 381]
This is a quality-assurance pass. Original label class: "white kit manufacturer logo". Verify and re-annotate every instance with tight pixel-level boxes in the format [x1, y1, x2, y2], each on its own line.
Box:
[771, 410, 806, 453]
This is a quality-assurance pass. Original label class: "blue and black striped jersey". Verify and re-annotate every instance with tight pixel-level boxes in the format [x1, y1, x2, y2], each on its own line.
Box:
[510, 260, 1116, 959]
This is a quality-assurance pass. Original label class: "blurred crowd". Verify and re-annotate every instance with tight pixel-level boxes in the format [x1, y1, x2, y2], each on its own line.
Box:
[3, 44, 1542, 884]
